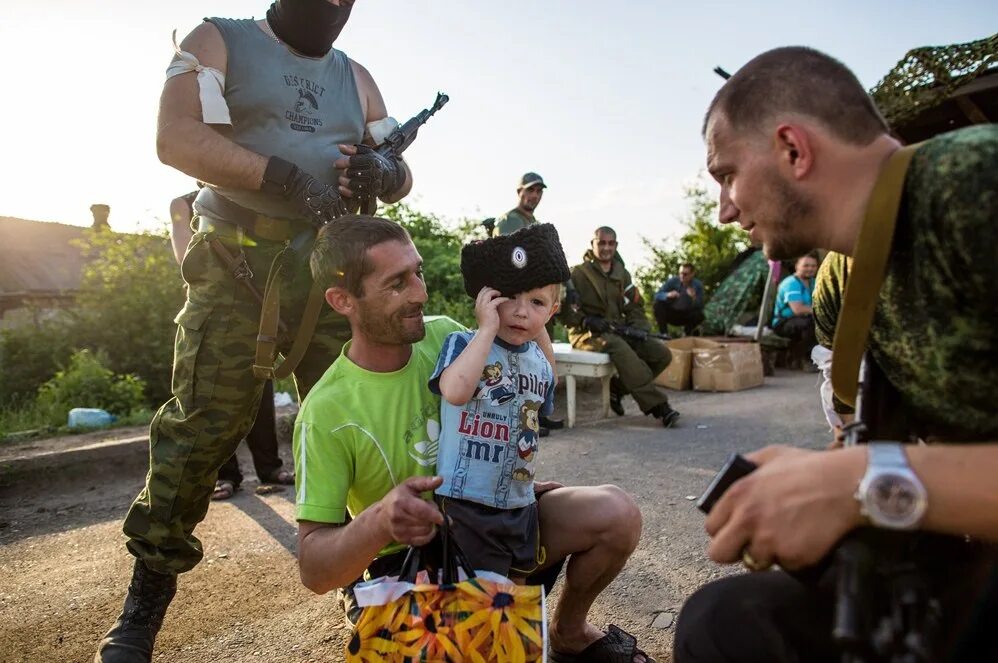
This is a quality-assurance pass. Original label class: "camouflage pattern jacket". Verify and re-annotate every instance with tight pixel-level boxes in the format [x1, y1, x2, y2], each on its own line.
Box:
[817, 125, 998, 441]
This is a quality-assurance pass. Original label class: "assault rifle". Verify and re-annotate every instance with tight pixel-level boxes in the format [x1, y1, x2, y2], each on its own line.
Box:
[610, 322, 670, 342]
[829, 359, 965, 663]
[355, 92, 449, 214]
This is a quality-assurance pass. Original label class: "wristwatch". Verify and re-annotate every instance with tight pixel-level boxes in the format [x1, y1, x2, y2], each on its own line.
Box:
[855, 442, 928, 530]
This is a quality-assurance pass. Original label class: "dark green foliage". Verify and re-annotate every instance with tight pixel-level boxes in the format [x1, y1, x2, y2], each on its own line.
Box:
[381, 203, 478, 327]
[69, 228, 186, 405]
[35, 349, 146, 426]
[0, 311, 75, 408]
[635, 181, 749, 302]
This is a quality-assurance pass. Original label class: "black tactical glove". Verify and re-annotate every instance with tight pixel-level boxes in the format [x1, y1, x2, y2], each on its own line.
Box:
[261, 156, 347, 226]
[342, 145, 406, 200]
[583, 316, 610, 334]
[564, 286, 581, 311]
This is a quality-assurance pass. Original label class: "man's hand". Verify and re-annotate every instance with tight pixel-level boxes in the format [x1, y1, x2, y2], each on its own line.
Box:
[583, 316, 610, 334]
[534, 480, 564, 497]
[335, 144, 405, 201]
[379, 475, 445, 547]
[263, 156, 347, 225]
[666, 290, 680, 300]
[704, 445, 866, 570]
[475, 287, 508, 339]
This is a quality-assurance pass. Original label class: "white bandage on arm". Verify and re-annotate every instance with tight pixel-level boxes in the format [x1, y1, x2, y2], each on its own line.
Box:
[165, 29, 231, 125]
[364, 117, 399, 146]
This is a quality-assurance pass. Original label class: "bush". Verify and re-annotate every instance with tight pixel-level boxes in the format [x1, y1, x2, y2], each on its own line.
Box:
[34, 349, 146, 427]
[635, 179, 749, 301]
[0, 312, 75, 408]
[69, 228, 186, 406]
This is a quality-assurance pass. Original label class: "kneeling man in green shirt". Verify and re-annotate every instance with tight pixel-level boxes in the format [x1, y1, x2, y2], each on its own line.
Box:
[294, 215, 654, 662]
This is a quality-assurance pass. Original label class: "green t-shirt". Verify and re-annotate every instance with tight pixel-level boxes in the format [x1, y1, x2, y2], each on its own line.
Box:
[293, 316, 464, 556]
[820, 125, 998, 440]
[495, 208, 536, 236]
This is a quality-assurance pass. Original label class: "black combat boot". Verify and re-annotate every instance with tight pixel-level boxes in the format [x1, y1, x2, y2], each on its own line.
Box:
[650, 403, 680, 428]
[94, 560, 177, 663]
[609, 376, 625, 416]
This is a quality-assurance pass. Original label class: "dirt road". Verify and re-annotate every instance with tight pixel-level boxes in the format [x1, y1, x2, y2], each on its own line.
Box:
[0, 370, 829, 662]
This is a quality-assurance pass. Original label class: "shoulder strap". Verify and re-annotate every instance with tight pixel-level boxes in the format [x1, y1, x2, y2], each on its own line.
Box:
[831, 144, 919, 408]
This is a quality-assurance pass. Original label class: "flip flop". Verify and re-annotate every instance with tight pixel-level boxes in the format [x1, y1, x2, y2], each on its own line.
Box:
[261, 469, 295, 485]
[211, 479, 237, 501]
[550, 625, 656, 663]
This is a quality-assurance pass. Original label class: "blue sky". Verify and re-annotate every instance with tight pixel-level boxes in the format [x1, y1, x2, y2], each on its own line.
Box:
[1, 1, 994, 265]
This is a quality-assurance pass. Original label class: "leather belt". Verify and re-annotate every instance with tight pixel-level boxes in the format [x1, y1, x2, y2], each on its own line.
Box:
[197, 214, 307, 244]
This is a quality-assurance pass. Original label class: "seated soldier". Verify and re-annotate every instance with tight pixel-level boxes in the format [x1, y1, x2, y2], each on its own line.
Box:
[772, 253, 819, 370]
[652, 263, 705, 335]
[563, 226, 679, 427]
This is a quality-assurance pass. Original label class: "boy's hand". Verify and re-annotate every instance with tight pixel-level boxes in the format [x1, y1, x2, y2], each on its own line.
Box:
[475, 286, 508, 337]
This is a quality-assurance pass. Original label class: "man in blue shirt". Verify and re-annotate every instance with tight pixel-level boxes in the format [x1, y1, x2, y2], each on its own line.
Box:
[653, 263, 706, 335]
[772, 253, 818, 369]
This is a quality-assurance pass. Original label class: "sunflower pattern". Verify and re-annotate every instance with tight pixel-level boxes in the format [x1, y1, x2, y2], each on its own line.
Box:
[346, 576, 545, 662]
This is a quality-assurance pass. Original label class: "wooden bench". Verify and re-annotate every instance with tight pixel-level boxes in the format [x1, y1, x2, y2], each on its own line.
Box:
[552, 342, 617, 428]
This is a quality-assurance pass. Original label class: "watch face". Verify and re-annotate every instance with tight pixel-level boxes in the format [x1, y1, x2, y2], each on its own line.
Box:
[869, 473, 923, 527]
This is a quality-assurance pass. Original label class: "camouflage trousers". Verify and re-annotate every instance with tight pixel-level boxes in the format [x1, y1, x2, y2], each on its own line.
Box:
[122, 224, 350, 575]
[571, 332, 672, 413]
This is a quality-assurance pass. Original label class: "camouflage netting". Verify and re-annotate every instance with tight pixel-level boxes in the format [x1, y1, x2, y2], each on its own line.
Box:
[871, 33, 997, 129]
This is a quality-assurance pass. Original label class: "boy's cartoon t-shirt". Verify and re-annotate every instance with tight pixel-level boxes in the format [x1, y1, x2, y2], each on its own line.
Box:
[429, 331, 555, 509]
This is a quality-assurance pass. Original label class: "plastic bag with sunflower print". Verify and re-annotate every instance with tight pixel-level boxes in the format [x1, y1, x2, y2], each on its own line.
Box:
[347, 521, 547, 662]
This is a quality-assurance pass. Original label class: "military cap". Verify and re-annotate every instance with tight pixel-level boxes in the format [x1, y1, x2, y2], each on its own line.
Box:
[461, 223, 570, 298]
[517, 172, 546, 190]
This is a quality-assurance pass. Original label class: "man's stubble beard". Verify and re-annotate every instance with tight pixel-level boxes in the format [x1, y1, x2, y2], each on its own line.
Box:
[357, 303, 426, 346]
[761, 170, 817, 261]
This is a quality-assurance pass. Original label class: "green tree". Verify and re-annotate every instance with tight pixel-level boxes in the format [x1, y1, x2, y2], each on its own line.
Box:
[0, 310, 75, 408]
[636, 179, 749, 301]
[68, 228, 186, 405]
[381, 202, 477, 327]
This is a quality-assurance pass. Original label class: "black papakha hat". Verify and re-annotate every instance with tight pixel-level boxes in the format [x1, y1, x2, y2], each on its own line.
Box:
[461, 223, 570, 298]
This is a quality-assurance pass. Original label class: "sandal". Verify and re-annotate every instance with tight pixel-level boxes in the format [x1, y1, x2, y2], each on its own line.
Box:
[261, 469, 295, 485]
[211, 479, 237, 501]
[550, 625, 656, 663]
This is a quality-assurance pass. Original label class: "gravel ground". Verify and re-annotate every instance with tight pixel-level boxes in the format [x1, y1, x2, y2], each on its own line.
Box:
[0, 369, 829, 662]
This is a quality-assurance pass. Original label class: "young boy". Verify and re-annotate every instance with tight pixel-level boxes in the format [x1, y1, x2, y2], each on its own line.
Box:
[428, 223, 570, 581]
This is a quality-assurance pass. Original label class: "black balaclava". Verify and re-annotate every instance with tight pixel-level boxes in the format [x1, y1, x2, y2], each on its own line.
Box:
[266, 0, 352, 57]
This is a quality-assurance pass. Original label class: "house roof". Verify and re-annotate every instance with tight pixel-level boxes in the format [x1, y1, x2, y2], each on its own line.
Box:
[0, 216, 91, 297]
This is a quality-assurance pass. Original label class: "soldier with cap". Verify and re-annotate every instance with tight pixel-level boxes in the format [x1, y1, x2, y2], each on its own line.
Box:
[495, 172, 546, 236]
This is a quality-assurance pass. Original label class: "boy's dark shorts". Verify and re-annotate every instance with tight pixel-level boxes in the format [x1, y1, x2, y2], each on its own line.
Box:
[436, 495, 541, 578]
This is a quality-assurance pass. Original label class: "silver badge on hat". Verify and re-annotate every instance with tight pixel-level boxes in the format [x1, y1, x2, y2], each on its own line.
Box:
[511, 246, 527, 269]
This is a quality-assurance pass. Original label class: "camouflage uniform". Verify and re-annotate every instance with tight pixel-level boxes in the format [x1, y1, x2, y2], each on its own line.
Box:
[122, 224, 350, 574]
[563, 250, 672, 414]
[814, 125, 998, 441]
[495, 208, 535, 236]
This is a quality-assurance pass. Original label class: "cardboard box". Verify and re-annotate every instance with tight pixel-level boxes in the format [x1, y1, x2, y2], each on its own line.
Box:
[692, 338, 765, 392]
[653, 337, 697, 391]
